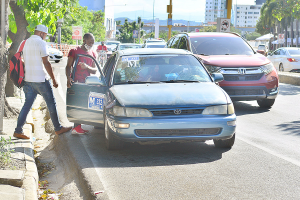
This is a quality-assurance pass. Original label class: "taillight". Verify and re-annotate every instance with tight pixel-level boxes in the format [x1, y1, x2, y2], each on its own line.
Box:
[287, 58, 298, 62]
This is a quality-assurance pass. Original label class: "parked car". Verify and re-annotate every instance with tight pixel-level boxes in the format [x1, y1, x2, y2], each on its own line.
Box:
[66, 48, 236, 150]
[47, 45, 63, 63]
[106, 40, 120, 51]
[142, 42, 166, 48]
[256, 44, 269, 56]
[166, 32, 279, 108]
[267, 47, 300, 72]
[115, 43, 142, 50]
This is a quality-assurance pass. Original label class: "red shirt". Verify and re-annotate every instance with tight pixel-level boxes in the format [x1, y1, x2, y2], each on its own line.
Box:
[68, 46, 97, 83]
[97, 45, 107, 51]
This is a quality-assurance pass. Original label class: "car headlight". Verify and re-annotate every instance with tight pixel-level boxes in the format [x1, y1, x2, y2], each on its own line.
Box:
[113, 106, 153, 117]
[202, 103, 235, 115]
[205, 65, 222, 73]
[260, 63, 274, 75]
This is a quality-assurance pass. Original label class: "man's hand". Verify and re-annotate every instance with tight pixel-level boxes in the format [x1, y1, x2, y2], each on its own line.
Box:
[67, 77, 74, 88]
[79, 62, 88, 69]
[52, 79, 58, 88]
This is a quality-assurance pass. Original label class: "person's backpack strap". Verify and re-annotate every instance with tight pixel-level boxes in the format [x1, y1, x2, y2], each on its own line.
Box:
[18, 40, 26, 53]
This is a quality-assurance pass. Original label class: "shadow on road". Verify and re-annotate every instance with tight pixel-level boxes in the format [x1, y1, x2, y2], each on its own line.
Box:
[78, 129, 232, 168]
[233, 101, 270, 116]
[277, 83, 300, 96]
[276, 120, 300, 136]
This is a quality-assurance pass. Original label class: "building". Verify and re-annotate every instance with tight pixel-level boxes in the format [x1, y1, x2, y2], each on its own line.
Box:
[78, 0, 116, 39]
[205, 0, 227, 23]
[233, 4, 262, 28]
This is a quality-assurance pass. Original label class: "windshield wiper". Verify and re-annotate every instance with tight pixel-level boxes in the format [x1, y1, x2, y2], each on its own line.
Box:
[198, 53, 209, 56]
[115, 81, 161, 85]
[161, 80, 200, 83]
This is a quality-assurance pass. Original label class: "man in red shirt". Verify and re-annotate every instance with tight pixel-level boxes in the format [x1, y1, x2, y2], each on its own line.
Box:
[97, 41, 108, 52]
[66, 33, 97, 134]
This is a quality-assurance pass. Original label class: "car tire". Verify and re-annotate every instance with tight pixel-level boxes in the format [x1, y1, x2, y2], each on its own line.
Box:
[279, 64, 284, 72]
[55, 60, 60, 63]
[213, 133, 235, 148]
[105, 117, 124, 150]
[257, 99, 275, 108]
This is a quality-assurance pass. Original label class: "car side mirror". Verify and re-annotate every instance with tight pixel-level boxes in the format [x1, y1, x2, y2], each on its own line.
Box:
[211, 73, 224, 83]
[85, 76, 106, 86]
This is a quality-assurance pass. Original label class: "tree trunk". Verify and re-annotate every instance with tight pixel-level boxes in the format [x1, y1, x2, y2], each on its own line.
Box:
[296, 19, 299, 47]
[284, 18, 288, 47]
[291, 18, 294, 47]
[5, 1, 30, 97]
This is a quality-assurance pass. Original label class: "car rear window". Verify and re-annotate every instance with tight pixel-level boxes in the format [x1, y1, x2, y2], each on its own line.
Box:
[190, 36, 254, 55]
[288, 49, 300, 55]
[113, 55, 211, 84]
[120, 45, 141, 50]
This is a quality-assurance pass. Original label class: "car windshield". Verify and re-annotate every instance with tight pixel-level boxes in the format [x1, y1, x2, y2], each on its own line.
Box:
[288, 49, 300, 55]
[106, 42, 119, 45]
[190, 36, 254, 55]
[120, 45, 141, 50]
[257, 46, 265, 50]
[146, 44, 166, 48]
[113, 54, 212, 84]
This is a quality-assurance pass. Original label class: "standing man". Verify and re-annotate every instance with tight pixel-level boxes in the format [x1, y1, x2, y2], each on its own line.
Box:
[96, 41, 108, 52]
[66, 33, 97, 134]
[14, 25, 72, 139]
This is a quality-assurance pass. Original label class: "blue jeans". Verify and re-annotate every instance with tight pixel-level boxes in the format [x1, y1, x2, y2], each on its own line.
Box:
[15, 80, 62, 133]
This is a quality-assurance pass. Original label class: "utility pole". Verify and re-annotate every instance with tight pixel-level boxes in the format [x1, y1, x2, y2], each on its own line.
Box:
[167, 0, 172, 39]
[226, 0, 232, 19]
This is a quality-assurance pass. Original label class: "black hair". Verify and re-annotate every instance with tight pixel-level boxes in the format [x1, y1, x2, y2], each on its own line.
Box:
[83, 33, 94, 40]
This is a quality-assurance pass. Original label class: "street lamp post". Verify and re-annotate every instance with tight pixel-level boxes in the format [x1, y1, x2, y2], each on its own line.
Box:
[57, 18, 63, 44]
[151, 0, 155, 35]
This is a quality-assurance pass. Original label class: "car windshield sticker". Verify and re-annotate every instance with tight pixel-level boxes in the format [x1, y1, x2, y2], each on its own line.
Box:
[88, 92, 105, 111]
[122, 56, 139, 67]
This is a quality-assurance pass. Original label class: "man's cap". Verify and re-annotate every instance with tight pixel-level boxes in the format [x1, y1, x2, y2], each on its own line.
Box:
[35, 25, 48, 34]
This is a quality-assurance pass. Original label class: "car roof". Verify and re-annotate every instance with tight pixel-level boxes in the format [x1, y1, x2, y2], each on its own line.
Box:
[117, 48, 191, 56]
[183, 32, 240, 38]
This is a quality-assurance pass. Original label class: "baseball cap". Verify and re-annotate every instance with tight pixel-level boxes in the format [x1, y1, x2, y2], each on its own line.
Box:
[35, 25, 48, 34]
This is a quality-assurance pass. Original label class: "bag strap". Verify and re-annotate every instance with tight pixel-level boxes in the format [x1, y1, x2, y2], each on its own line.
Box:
[18, 40, 26, 53]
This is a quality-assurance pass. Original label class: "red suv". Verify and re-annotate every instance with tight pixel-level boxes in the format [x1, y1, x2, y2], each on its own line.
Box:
[166, 32, 279, 108]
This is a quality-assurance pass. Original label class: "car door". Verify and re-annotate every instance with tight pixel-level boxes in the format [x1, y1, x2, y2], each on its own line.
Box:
[66, 54, 108, 127]
[271, 49, 281, 69]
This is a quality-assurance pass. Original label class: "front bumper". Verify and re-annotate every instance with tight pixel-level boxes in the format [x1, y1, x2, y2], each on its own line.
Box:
[106, 114, 236, 143]
[49, 54, 63, 61]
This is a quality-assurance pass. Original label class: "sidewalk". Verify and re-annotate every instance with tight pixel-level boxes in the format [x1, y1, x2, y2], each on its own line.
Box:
[0, 90, 38, 200]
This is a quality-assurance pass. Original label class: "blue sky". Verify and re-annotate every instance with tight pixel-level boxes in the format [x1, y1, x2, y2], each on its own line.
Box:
[112, 0, 256, 21]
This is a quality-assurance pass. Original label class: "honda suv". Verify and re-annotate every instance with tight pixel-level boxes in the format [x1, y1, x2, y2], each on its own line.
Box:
[166, 32, 279, 108]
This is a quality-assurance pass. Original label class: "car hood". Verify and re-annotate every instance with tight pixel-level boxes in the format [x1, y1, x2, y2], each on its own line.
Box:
[109, 83, 229, 108]
[196, 54, 270, 67]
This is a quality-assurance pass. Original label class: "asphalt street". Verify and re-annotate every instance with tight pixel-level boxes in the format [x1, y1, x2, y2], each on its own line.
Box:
[52, 58, 300, 199]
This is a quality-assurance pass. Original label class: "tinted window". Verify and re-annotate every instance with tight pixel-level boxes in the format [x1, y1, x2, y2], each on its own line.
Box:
[273, 50, 280, 55]
[167, 37, 175, 48]
[178, 37, 188, 50]
[190, 36, 254, 55]
[170, 37, 180, 48]
[280, 50, 286, 55]
[288, 49, 300, 55]
[113, 55, 211, 84]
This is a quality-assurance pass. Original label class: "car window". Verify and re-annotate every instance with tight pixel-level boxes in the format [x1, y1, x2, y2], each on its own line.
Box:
[178, 37, 188, 50]
[288, 49, 300, 55]
[280, 49, 286, 55]
[120, 45, 141, 50]
[112, 54, 211, 84]
[166, 37, 174, 48]
[190, 36, 254, 55]
[170, 37, 180, 48]
[146, 44, 166, 48]
[273, 49, 280, 55]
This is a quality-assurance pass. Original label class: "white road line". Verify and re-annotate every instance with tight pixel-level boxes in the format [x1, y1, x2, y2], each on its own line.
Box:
[237, 136, 300, 167]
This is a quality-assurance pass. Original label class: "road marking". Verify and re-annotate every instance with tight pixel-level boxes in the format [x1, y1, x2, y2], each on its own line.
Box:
[237, 136, 300, 167]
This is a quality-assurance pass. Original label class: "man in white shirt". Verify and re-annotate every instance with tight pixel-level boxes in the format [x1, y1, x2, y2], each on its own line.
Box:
[14, 25, 71, 139]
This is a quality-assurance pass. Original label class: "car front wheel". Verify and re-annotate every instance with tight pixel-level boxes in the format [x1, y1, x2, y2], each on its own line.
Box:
[257, 99, 275, 108]
[105, 117, 124, 150]
[213, 133, 235, 148]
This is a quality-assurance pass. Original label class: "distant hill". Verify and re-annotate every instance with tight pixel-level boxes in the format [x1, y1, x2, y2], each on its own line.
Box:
[115, 17, 203, 26]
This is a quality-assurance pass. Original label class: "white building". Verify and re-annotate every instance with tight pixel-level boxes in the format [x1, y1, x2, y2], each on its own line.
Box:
[205, 0, 227, 23]
[234, 4, 262, 28]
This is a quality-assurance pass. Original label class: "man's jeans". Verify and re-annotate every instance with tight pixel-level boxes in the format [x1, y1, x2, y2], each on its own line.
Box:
[15, 80, 62, 133]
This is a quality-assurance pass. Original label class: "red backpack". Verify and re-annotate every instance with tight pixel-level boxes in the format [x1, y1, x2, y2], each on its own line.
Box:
[9, 40, 26, 88]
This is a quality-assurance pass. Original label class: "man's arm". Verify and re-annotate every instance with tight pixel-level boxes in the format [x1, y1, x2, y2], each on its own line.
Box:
[79, 62, 97, 74]
[42, 56, 58, 88]
[66, 56, 74, 88]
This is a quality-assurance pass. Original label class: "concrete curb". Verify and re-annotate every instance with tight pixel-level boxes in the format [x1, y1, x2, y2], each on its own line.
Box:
[278, 72, 300, 86]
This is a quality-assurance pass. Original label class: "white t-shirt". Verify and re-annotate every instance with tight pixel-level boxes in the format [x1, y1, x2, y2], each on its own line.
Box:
[20, 35, 49, 82]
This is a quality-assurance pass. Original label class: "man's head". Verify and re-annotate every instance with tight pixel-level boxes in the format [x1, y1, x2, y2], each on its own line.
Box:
[101, 41, 105, 45]
[34, 25, 48, 40]
[83, 33, 95, 51]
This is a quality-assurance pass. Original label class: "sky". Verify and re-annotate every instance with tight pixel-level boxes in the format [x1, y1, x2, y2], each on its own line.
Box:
[113, 0, 256, 21]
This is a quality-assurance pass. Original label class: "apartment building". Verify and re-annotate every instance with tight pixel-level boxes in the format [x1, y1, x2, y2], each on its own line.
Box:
[234, 4, 262, 28]
[205, 0, 227, 23]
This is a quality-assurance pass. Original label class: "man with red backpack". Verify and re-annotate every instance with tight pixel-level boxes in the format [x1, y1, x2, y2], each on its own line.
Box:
[13, 25, 72, 139]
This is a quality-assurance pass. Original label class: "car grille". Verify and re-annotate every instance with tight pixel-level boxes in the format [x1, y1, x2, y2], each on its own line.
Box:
[224, 88, 264, 95]
[135, 128, 221, 137]
[55, 55, 63, 59]
[223, 74, 264, 81]
[151, 109, 203, 116]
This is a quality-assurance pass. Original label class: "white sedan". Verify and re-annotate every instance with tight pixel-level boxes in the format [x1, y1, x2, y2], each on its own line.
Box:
[267, 47, 300, 72]
[47, 45, 63, 63]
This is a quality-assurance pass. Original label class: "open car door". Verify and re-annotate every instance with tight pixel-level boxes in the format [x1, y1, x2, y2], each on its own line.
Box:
[66, 54, 108, 127]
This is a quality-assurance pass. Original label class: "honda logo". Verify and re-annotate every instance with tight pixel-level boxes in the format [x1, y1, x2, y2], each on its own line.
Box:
[238, 68, 247, 75]
[174, 109, 182, 115]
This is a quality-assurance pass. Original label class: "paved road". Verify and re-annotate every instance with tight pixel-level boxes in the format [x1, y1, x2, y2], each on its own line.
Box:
[52, 58, 300, 199]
